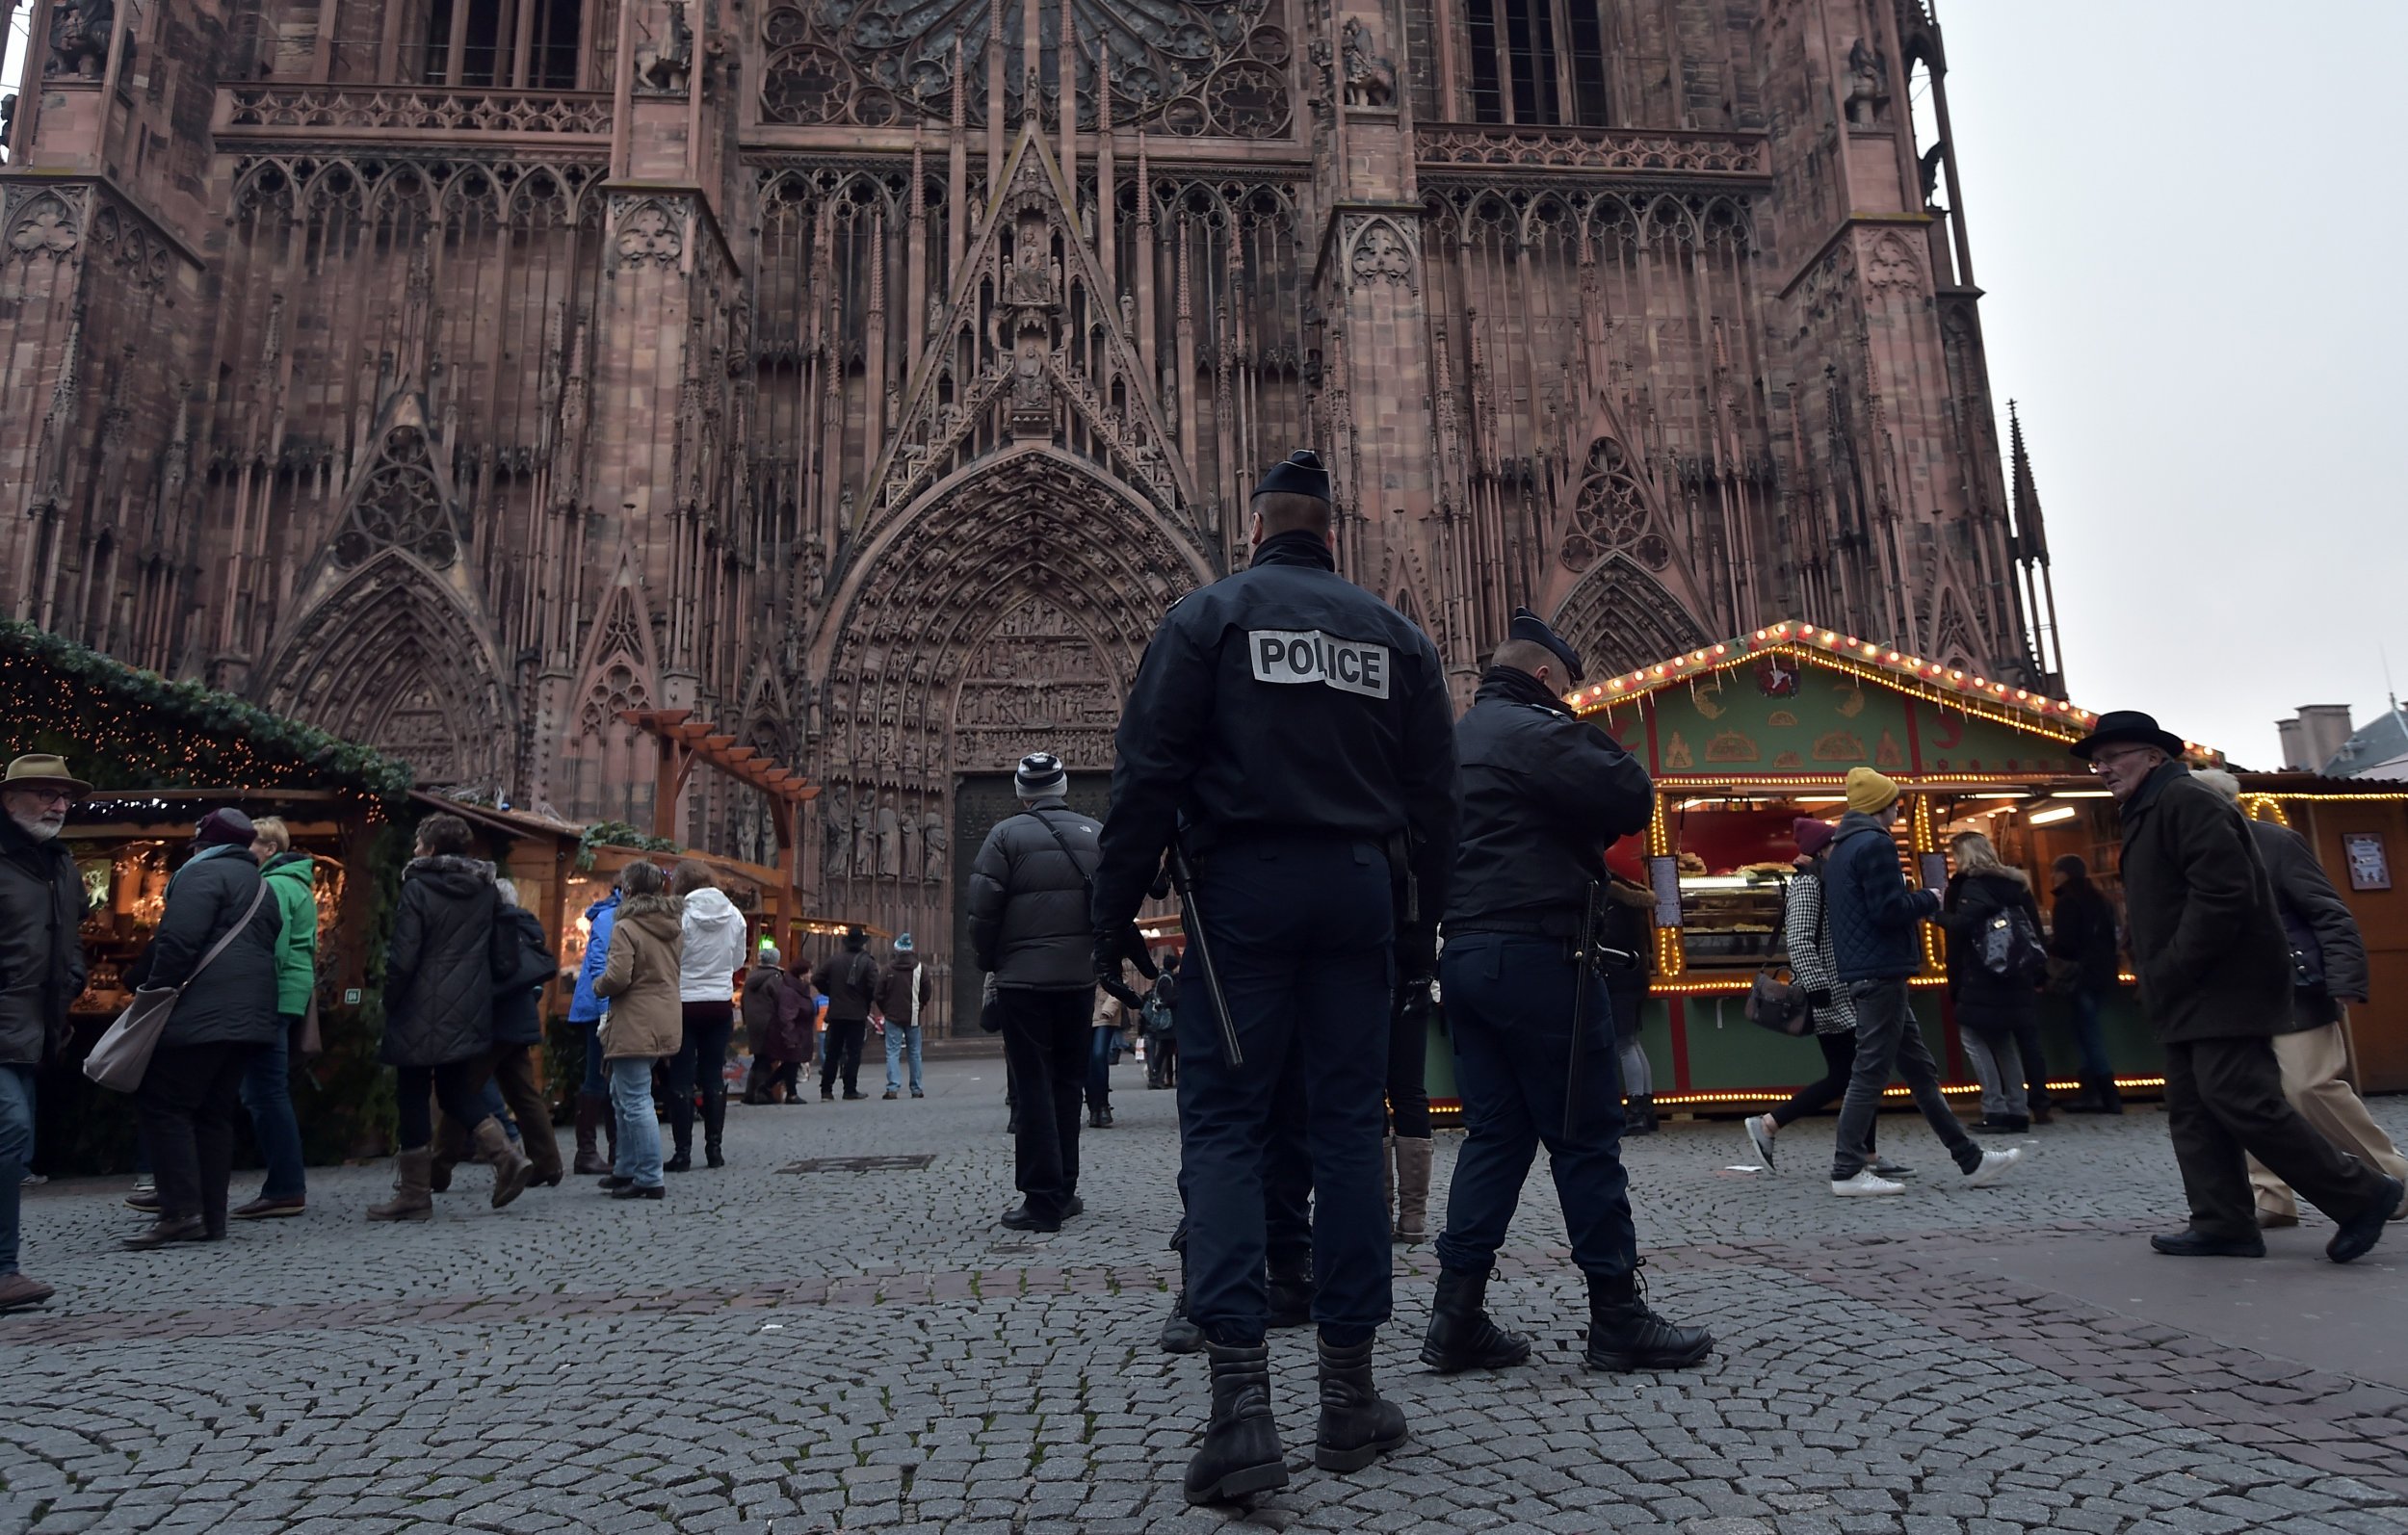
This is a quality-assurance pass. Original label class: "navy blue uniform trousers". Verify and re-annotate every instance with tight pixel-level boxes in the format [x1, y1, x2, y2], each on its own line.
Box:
[1178, 835, 1393, 1346]
[1434, 932, 1638, 1281]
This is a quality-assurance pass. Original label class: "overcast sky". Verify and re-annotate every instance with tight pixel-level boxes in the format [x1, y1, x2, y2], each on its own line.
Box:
[1938, 1, 2408, 768]
[5, 7, 2398, 767]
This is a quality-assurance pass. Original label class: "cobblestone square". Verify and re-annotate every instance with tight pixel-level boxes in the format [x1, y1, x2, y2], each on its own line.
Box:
[10, 1059, 2408, 1534]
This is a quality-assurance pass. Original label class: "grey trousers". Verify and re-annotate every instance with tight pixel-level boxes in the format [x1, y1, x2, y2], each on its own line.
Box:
[1963, 1028, 2028, 1120]
[1831, 980, 1978, 1182]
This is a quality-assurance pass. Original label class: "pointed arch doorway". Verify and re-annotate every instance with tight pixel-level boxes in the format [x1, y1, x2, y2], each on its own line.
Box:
[808, 445, 1217, 1029]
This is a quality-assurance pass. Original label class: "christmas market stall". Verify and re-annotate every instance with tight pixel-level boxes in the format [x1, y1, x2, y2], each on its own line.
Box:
[1426, 621, 2193, 1120]
[1, 620, 414, 1173]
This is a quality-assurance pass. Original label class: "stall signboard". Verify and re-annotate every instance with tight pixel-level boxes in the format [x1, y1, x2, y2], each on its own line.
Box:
[2345, 832, 2391, 892]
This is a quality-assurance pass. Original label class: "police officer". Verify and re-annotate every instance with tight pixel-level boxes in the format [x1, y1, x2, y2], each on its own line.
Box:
[1092, 449, 1459, 1506]
[1418, 609, 1713, 1376]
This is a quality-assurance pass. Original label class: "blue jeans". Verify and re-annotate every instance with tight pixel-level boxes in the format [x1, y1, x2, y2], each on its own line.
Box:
[1433, 933, 1635, 1280]
[1178, 835, 1393, 1347]
[885, 1022, 924, 1094]
[0, 1063, 34, 1275]
[1086, 1025, 1115, 1111]
[2070, 987, 2114, 1088]
[608, 1056, 665, 1188]
[571, 1020, 607, 1095]
[238, 1013, 307, 1199]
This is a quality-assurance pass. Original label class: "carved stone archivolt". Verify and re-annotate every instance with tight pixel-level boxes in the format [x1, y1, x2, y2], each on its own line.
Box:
[758, 0, 1289, 137]
[1550, 555, 1714, 685]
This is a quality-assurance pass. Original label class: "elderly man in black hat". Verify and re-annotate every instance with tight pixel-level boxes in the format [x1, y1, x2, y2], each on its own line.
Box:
[1418, 609, 1713, 1377]
[1093, 449, 1459, 1505]
[2081, 710, 2401, 1262]
[0, 755, 91, 1311]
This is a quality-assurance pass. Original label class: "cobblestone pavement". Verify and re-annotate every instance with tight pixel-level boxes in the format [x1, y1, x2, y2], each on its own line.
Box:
[10, 1059, 2408, 1534]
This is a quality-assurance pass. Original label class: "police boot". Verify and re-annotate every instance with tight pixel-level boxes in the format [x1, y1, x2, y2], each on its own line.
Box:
[1314, 1332, 1408, 1472]
[1583, 1264, 1713, 1372]
[1183, 1342, 1288, 1506]
[1266, 1250, 1315, 1329]
[1418, 1267, 1531, 1373]
[1158, 1284, 1204, 1354]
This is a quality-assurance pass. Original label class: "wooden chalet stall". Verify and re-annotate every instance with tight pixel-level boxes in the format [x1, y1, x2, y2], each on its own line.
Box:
[1429, 621, 2195, 1117]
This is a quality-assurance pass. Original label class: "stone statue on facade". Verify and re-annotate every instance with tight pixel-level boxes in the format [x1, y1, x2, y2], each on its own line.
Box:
[921, 814, 948, 881]
[1342, 18, 1396, 109]
[635, 0, 694, 94]
[1845, 38, 1887, 126]
[47, 0, 115, 80]
[876, 799, 901, 877]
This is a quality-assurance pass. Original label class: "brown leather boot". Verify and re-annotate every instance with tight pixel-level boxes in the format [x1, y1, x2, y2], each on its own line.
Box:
[367, 1149, 434, 1222]
[573, 1092, 610, 1175]
[474, 1118, 535, 1210]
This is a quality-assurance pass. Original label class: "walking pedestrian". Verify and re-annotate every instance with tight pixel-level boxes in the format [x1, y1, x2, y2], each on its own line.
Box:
[777, 950, 819, 1102]
[1937, 831, 2046, 1133]
[2189, 770, 2408, 1229]
[1141, 953, 1180, 1090]
[564, 879, 623, 1172]
[124, 808, 285, 1247]
[1417, 610, 1709, 1381]
[667, 860, 746, 1170]
[0, 754, 90, 1310]
[877, 933, 932, 1100]
[740, 944, 793, 1105]
[816, 927, 878, 1101]
[430, 878, 566, 1190]
[230, 817, 315, 1219]
[592, 859, 680, 1199]
[2048, 854, 2124, 1113]
[367, 813, 532, 1222]
[1091, 450, 1458, 1505]
[2080, 712, 2399, 1262]
[1087, 962, 1131, 1127]
[1741, 818, 1890, 1175]
[969, 752, 1105, 1232]
[1823, 768, 2021, 1197]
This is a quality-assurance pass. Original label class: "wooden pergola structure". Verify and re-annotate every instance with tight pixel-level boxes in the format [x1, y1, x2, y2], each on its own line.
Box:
[619, 708, 819, 939]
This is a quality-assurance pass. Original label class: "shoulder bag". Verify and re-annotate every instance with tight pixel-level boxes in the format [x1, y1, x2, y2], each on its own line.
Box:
[86, 878, 271, 1093]
[1741, 880, 1814, 1038]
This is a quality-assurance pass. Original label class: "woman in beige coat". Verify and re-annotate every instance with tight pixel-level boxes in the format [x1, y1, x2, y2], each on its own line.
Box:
[592, 861, 682, 1199]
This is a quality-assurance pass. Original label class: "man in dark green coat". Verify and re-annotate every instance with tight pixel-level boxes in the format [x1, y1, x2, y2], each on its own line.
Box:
[2082, 711, 2400, 1262]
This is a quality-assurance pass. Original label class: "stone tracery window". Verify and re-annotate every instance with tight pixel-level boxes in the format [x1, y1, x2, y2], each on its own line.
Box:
[1463, 0, 1609, 127]
[760, 0, 1288, 136]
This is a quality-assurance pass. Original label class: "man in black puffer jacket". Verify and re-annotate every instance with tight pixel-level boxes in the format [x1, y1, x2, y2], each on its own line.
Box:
[968, 752, 1103, 1233]
[817, 927, 880, 1101]
[1, 756, 92, 1301]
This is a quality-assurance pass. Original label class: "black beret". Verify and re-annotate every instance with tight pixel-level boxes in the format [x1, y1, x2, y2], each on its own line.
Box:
[1508, 606, 1584, 686]
[1253, 449, 1331, 504]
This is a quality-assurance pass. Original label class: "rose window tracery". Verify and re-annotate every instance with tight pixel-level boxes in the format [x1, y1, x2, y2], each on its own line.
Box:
[1559, 435, 1653, 572]
[335, 426, 458, 569]
[761, 0, 1288, 137]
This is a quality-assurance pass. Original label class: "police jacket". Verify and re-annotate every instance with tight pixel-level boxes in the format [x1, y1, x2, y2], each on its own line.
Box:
[969, 798, 1105, 991]
[1093, 530, 1460, 930]
[1445, 665, 1653, 934]
[1824, 813, 1938, 983]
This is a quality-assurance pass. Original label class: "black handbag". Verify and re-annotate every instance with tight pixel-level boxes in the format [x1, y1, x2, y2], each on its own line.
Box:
[1741, 882, 1814, 1038]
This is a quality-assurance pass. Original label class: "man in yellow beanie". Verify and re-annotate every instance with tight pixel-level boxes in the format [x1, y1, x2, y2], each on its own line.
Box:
[1823, 767, 2021, 1195]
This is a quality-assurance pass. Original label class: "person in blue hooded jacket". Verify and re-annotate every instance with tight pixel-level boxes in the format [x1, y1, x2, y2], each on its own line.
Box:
[565, 879, 622, 1175]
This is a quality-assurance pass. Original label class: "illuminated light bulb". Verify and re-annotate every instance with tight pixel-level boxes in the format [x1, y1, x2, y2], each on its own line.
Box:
[1950, 670, 1964, 681]
[1754, 630, 1767, 640]
[1822, 631, 1838, 644]
[1653, 665, 1667, 677]
[1610, 678, 1625, 689]
[1714, 643, 1728, 656]
[1692, 650, 1708, 663]
[1885, 650, 1899, 663]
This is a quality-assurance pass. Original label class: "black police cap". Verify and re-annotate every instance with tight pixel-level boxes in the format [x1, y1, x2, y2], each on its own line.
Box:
[1252, 449, 1331, 504]
[1508, 606, 1584, 686]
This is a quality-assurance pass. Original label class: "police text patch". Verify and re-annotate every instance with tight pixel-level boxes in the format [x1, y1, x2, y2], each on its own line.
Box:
[1247, 629, 1391, 699]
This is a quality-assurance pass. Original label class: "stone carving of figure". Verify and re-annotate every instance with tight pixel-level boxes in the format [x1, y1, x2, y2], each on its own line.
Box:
[852, 804, 874, 875]
[1341, 18, 1396, 109]
[1008, 244, 1054, 308]
[922, 814, 948, 881]
[1845, 38, 1886, 126]
[820, 784, 849, 872]
[634, 0, 694, 93]
[898, 809, 917, 882]
[876, 799, 901, 877]
[47, 0, 114, 80]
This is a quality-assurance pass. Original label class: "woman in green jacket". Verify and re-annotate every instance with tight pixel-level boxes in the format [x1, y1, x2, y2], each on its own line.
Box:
[234, 816, 316, 1219]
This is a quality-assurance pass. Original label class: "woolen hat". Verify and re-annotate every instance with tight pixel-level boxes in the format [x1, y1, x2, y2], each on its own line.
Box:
[2053, 853, 2088, 880]
[1506, 605, 1584, 686]
[1793, 817, 1836, 858]
[1844, 767, 1901, 816]
[1252, 448, 1331, 504]
[2070, 709, 2186, 760]
[894, 932, 914, 952]
[1015, 751, 1067, 798]
[2, 753, 91, 795]
[194, 807, 256, 849]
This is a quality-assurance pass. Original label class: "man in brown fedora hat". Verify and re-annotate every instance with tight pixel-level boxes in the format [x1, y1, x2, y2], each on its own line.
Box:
[0, 754, 92, 1311]
[2079, 712, 2401, 1263]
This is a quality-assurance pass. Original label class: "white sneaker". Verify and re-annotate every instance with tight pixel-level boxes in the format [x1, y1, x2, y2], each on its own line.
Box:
[1743, 1114, 1777, 1172]
[1961, 1147, 2023, 1187]
[1831, 1168, 1904, 1196]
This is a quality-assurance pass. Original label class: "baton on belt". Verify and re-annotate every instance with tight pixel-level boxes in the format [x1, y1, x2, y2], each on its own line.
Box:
[1563, 879, 1603, 1138]
[1168, 840, 1244, 1068]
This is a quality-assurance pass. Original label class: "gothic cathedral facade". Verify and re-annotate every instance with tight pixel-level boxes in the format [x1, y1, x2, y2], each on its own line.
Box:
[0, 0, 2059, 980]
